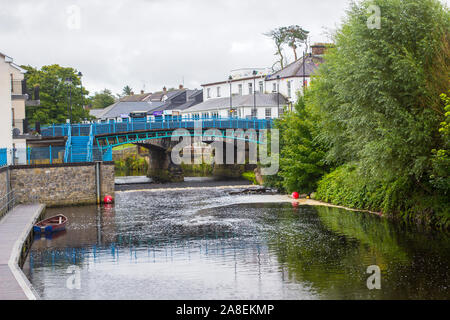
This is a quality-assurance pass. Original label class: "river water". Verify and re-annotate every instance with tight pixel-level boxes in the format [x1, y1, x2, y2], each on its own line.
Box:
[23, 184, 450, 300]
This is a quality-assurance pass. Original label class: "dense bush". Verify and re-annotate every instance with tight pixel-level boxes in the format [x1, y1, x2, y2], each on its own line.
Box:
[316, 165, 449, 228]
[265, 0, 450, 228]
[264, 96, 328, 193]
[115, 155, 148, 176]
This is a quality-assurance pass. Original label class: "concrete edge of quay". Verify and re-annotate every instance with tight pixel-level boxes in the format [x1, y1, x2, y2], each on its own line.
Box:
[7, 204, 45, 300]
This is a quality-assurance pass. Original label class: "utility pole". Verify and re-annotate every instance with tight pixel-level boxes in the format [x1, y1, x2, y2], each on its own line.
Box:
[252, 70, 257, 119]
[65, 77, 73, 123]
[228, 75, 232, 118]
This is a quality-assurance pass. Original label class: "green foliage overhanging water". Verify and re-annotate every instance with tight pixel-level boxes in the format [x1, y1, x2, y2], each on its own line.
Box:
[264, 0, 450, 229]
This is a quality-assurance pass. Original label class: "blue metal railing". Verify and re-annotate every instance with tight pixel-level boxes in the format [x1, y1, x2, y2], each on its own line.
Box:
[87, 125, 94, 162]
[0, 148, 7, 167]
[41, 117, 273, 138]
[64, 126, 72, 163]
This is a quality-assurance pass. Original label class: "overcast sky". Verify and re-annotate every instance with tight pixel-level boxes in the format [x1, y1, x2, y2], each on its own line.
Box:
[1, 0, 447, 96]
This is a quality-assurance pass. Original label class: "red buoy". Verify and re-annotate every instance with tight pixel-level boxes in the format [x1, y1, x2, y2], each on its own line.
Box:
[292, 192, 300, 199]
[103, 195, 113, 204]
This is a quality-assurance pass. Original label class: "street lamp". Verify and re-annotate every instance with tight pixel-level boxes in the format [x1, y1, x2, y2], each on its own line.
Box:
[252, 70, 257, 119]
[276, 75, 280, 115]
[228, 75, 233, 118]
[65, 77, 73, 123]
[78, 72, 83, 112]
[303, 50, 306, 91]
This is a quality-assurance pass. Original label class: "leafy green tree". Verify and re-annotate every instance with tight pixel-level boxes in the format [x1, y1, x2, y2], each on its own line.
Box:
[264, 28, 288, 70]
[90, 89, 116, 109]
[122, 85, 133, 96]
[306, 0, 450, 227]
[430, 91, 450, 194]
[308, 0, 449, 183]
[283, 25, 309, 61]
[265, 95, 328, 193]
[265, 25, 309, 70]
[22, 64, 91, 125]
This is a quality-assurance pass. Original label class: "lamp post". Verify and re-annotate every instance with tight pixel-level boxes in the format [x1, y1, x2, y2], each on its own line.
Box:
[65, 77, 73, 123]
[228, 75, 232, 118]
[252, 70, 257, 119]
[303, 50, 306, 91]
[276, 75, 280, 116]
[78, 72, 83, 111]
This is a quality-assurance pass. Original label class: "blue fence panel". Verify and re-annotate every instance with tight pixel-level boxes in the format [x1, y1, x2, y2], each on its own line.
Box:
[0, 148, 7, 166]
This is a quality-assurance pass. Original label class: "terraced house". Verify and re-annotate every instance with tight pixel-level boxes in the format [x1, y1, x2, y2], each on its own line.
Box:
[0, 51, 40, 166]
[189, 43, 328, 119]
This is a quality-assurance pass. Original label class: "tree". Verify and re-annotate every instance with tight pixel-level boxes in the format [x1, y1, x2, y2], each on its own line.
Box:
[90, 89, 116, 109]
[264, 28, 288, 70]
[265, 95, 328, 193]
[308, 0, 449, 182]
[122, 85, 133, 96]
[265, 25, 309, 70]
[22, 64, 91, 125]
[305, 0, 450, 226]
[284, 25, 309, 61]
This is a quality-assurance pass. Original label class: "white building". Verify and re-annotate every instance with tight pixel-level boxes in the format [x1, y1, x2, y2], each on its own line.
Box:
[0, 52, 14, 159]
[0, 51, 38, 165]
[194, 44, 328, 119]
[181, 93, 288, 120]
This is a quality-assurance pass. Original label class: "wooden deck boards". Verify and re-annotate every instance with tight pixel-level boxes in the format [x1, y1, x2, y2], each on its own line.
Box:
[0, 204, 44, 300]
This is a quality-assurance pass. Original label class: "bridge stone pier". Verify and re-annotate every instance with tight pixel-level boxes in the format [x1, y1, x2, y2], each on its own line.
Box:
[137, 139, 184, 183]
[208, 140, 257, 179]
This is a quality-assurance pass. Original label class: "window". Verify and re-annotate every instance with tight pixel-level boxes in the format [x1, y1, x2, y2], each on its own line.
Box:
[259, 81, 264, 93]
[251, 108, 257, 118]
[248, 83, 253, 95]
[217, 87, 221, 97]
[202, 112, 209, 118]
[287, 81, 292, 98]
[265, 108, 272, 118]
[272, 83, 277, 93]
[207, 88, 211, 98]
[211, 112, 219, 118]
[238, 84, 243, 95]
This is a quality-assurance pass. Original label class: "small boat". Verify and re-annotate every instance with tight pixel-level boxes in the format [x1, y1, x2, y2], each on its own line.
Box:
[33, 214, 67, 234]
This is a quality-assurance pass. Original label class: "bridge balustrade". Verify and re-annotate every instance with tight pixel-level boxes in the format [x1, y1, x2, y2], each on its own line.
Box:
[41, 117, 273, 138]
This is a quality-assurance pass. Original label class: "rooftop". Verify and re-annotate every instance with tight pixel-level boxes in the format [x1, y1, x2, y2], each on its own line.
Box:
[266, 55, 324, 80]
[183, 93, 288, 113]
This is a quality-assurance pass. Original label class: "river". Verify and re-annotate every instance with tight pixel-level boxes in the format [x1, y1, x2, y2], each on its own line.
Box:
[23, 182, 450, 300]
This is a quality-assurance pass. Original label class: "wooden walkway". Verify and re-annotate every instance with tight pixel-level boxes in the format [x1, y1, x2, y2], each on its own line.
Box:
[0, 204, 45, 300]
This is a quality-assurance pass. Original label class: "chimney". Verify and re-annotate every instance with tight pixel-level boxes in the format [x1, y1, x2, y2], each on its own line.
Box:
[140, 90, 144, 94]
[179, 84, 184, 90]
[163, 86, 167, 92]
[311, 43, 328, 56]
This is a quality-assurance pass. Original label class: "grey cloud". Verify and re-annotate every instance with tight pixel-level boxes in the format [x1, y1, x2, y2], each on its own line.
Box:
[0, 0, 352, 95]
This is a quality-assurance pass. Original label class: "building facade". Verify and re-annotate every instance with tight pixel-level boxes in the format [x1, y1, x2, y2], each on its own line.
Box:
[0, 51, 40, 165]
[196, 44, 328, 119]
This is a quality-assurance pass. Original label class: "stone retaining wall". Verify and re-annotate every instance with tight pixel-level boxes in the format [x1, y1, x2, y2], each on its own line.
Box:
[9, 162, 115, 207]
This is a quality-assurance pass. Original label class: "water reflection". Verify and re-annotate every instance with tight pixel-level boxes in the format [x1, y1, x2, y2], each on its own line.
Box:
[23, 189, 450, 300]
